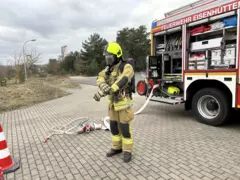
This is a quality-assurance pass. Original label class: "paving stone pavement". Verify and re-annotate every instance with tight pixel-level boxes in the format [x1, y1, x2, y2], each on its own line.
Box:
[1, 84, 240, 180]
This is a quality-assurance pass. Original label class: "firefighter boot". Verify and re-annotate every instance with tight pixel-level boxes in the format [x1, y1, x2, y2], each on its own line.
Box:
[106, 149, 122, 157]
[123, 151, 132, 163]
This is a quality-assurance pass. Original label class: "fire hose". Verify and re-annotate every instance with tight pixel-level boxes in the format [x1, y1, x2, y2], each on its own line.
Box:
[134, 84, 159, 115]
[44, 84, 159, 141]
[44, 117, 103, 142]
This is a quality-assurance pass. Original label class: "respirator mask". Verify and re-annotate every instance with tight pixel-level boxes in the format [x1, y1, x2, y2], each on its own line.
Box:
[105, 54, 118, 66]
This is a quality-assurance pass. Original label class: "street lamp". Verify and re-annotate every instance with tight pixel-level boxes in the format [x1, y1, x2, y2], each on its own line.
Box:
[23, 39, 36, 80]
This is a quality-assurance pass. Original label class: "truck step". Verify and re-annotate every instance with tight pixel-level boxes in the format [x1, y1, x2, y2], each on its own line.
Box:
[150, 97, 185, 105]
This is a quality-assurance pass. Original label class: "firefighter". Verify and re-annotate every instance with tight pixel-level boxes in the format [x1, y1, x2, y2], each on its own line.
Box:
[93, 42, 134, 163]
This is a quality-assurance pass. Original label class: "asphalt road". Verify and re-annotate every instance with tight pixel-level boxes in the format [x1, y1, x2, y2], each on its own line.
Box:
[70, 72, 144, 87]
[2, 72, 240, 180]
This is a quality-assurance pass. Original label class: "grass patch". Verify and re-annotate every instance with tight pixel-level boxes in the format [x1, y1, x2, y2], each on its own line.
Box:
[0, 76, 79, 113]
[41, 75, 81, 89]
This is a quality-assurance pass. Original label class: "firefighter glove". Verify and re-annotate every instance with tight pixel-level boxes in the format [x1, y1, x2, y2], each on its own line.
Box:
[93, 91, 104, 101]
[100, 83, 111, 94]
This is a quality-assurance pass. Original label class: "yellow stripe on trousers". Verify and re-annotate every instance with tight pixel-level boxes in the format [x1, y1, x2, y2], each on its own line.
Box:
[122, 138, 133, 145]
[112, 134, 122, 141]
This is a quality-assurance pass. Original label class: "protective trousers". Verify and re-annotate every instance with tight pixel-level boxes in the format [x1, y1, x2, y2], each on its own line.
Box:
[108, 104, 134, 152]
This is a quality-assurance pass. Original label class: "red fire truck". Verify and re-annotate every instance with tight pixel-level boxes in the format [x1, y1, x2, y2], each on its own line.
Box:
[136, 0, 240, 126]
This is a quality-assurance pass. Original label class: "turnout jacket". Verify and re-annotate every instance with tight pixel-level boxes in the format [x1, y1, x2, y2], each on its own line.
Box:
[97, 61, 134, 111]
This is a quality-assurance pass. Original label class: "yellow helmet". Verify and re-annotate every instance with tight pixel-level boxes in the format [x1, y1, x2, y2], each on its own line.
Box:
[103, 42, 122, 58]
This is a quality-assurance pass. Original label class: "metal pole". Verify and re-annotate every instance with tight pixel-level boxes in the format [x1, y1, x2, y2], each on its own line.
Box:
[23, 42, 27, 80]
[22, 39, 36, 81]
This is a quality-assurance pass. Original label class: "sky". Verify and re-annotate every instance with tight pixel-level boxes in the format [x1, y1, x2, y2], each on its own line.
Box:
[0, 0, 195, 65]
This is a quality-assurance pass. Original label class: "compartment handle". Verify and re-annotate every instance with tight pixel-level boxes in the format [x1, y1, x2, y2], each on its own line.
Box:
[202, 41, 208, 45]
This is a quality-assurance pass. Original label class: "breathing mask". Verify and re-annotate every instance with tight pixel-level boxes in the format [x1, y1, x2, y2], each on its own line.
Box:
[105, 54, 118, 66]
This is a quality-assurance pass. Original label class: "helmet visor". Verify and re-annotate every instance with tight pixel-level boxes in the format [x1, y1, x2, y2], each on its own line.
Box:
[105, 54, 115, 66]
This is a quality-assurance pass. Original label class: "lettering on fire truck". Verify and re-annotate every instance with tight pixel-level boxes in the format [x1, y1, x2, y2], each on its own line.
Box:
[155, 1, 240, 32]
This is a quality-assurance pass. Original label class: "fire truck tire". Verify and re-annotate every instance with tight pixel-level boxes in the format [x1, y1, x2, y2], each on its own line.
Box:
[192, 88, 230, 126]
[136, 80, 148, 96]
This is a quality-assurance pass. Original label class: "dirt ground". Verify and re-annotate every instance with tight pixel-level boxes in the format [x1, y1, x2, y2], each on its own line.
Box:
[0, 75, 80, 113]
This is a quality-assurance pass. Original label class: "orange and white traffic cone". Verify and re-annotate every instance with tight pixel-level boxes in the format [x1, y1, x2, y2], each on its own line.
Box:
[0, 125, 20, 174]
[0, 167, 4, 180]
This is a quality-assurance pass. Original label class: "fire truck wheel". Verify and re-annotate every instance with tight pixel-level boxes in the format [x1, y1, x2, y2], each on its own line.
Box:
[192, 88, 230, 126]
[137, 80, 147, 96]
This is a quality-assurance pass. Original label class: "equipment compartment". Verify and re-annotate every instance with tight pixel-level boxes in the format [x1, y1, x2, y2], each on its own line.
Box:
[155, 35, 165, 55]
[154, 31, 182, 54]
[186, 14, 237, 70]
[153, 29, 183, 80]
[147, 56, 163, 79]
[147, 28, 184, 99]
[189, 51, 208, 70]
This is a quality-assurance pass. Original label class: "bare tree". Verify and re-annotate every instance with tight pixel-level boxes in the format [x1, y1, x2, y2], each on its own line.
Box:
[6, 58, 16, 80]
[11, 51, 25, 84]
[25, 47, 42, 74]
[0, 63, 5, 77]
